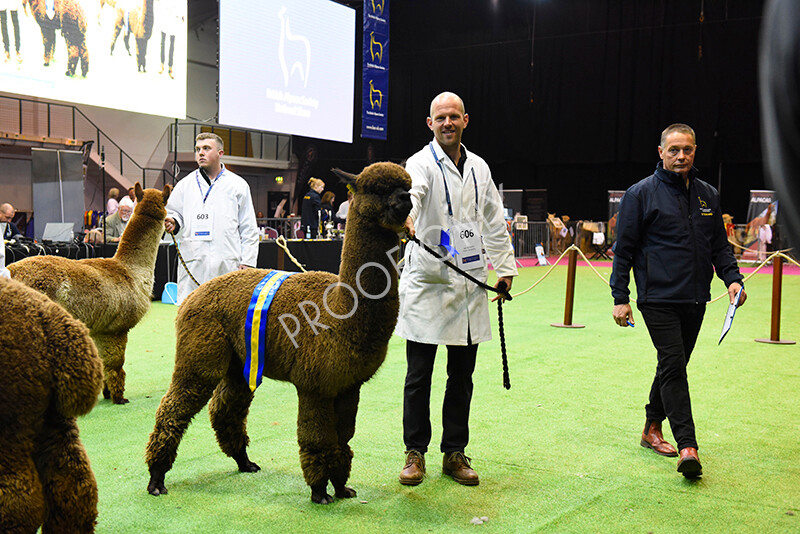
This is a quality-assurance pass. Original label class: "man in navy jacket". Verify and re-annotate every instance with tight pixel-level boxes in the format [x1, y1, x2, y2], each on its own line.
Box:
[610, 123, 746, 478]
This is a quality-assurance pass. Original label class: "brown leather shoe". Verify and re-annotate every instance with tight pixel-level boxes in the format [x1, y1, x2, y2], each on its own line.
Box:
[640, 420, 678, 457]
[443, 451, 479, 486]
[399, 450, 425, 486]
[677, 447, 702, 478]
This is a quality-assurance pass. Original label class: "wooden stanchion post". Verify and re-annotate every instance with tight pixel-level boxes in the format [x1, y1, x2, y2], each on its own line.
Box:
[552, 248, 585, 328]
[756, 255, 795, 345]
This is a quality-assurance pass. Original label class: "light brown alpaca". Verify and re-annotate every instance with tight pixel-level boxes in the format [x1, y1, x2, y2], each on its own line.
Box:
[107, 0, 154, 72]
[9, 183, 171, 404]
[145, 162, 411, 504]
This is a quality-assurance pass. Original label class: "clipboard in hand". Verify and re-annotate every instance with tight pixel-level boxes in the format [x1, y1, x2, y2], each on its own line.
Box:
[718, 286, 743, 345]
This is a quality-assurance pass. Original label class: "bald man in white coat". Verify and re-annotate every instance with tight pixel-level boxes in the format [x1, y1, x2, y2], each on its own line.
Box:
[396, 92, 517, 487]
[165, 133, 259, 304]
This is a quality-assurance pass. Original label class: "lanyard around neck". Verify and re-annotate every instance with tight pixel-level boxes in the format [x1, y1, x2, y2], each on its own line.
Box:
[196, 167, 224, 204]
[429, 142, 478, 218]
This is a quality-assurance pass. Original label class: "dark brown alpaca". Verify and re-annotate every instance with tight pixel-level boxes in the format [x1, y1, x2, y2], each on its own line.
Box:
[10, 183, 171, 405]
[108, 0, 154, 72]
[145, 162, 412, 504]
[24, 0, 89, 77]
[0, 277, 103, 533]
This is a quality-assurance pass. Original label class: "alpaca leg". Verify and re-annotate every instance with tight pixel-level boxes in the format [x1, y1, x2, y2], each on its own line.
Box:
[92, 332, 128, 404]
[0, 450, 46, 533]
[330, 385, 360, 499]
[208, 365, 258, 473]
[296, 392, 339, 504]
[79, 42, 88, 76]
[42, 26, 55, 65]
[36, 416, 98, 534]
[110, 22, 121, 54]
[65, 42, 78, 76]
[136, 37, 147, 72]
[145, 333, 230, 496]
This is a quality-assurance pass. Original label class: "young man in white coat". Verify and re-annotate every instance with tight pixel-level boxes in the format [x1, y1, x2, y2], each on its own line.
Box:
[396, 92, 517, 486]
[164, 132, 259, 304]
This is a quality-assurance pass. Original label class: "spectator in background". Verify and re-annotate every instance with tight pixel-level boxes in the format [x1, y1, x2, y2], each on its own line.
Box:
[107, 187, 120, 215]
[127, 187, 137, 206]
[301, 178, 324, 238]
[320, 191, 335, 233]
[335, 190, 353, 226]
[85, 196, 134, 244]
[0, 203, 21, 239]
[103, 196, 134, 242]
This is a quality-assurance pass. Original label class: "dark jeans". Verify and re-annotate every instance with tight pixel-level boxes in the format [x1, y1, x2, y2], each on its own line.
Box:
[403, 340, 478, 454]
[0, 10, 21, 53]
[637, 303, 706, 450]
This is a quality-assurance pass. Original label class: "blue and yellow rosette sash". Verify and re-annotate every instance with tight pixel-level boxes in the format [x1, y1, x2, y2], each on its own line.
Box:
[244, 270, 292, 391]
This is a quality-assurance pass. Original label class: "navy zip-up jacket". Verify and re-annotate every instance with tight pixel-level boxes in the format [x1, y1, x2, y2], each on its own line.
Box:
[610, 162, 743, 305]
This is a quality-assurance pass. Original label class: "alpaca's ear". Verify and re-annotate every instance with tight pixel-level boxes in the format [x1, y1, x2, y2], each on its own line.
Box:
[331, 167, 358, 193]
[162, 184, 172, 204]
[134, 182, 144, 202]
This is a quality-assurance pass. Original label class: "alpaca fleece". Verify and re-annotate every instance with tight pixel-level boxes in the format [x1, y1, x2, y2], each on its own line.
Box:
[0, 277, 103, 533]
[108, 0, 154, 72]
[146, 162, 412, 504]
[9, 183, 171, 404]
[25, 0, 89, 76]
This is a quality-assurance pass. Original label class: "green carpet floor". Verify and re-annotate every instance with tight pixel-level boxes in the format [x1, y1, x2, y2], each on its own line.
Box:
[77, 264, 800, 533]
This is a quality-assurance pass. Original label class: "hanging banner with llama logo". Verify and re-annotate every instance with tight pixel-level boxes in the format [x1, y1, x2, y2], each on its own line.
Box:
[361, 0, 389, 140]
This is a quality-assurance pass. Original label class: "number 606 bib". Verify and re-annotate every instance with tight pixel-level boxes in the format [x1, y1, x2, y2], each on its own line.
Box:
[450, 221, 485, 270]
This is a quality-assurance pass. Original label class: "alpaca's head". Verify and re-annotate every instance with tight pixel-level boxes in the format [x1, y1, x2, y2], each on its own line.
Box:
[335, 162, 412, 232]
[133, 182, 172, 221]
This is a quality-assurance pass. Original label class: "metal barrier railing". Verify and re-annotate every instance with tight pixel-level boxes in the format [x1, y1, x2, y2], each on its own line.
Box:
[512, 221, 550, 257]
[0, 95, 173, 188]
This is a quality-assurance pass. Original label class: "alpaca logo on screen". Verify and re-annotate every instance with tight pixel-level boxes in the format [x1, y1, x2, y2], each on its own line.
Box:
[371, 0, 385, 15]
[278, 6, 311, 88]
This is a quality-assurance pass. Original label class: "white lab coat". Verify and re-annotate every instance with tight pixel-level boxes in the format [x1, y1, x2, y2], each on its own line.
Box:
[395, 141, 517, 345]
[0, 225, 9, 279]
[167, 165, 259, 304]
[156, 0, 184, 35]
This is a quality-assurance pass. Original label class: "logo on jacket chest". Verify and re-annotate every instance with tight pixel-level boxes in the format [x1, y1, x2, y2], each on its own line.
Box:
[697, 196, 713, 216]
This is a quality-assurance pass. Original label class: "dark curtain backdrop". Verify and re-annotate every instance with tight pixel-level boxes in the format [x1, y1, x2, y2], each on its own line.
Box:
[296, 0, 765, 222]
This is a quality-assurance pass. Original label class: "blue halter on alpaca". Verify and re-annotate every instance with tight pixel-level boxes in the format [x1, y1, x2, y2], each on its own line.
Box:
[244, 270, 293, 391]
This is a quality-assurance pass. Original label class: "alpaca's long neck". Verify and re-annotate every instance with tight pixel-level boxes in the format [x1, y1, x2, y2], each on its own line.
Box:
[332, 214, 401, 333]
[113, 212, 163, 274]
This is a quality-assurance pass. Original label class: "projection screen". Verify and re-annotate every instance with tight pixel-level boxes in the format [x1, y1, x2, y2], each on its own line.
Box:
[0, 0, 187, 118]
[219, 0, 356, 143]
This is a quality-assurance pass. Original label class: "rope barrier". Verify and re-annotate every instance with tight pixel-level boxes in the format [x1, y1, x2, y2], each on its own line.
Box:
[508, 245, 797, 307]
[275, 236, 307, 273]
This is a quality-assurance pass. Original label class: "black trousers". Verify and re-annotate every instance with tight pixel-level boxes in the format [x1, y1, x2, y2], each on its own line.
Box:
[160, 32, 175, 67]
[0, 10, 21, 53]
[638, 303, 706, 450]
[403, 340, 478, 454]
